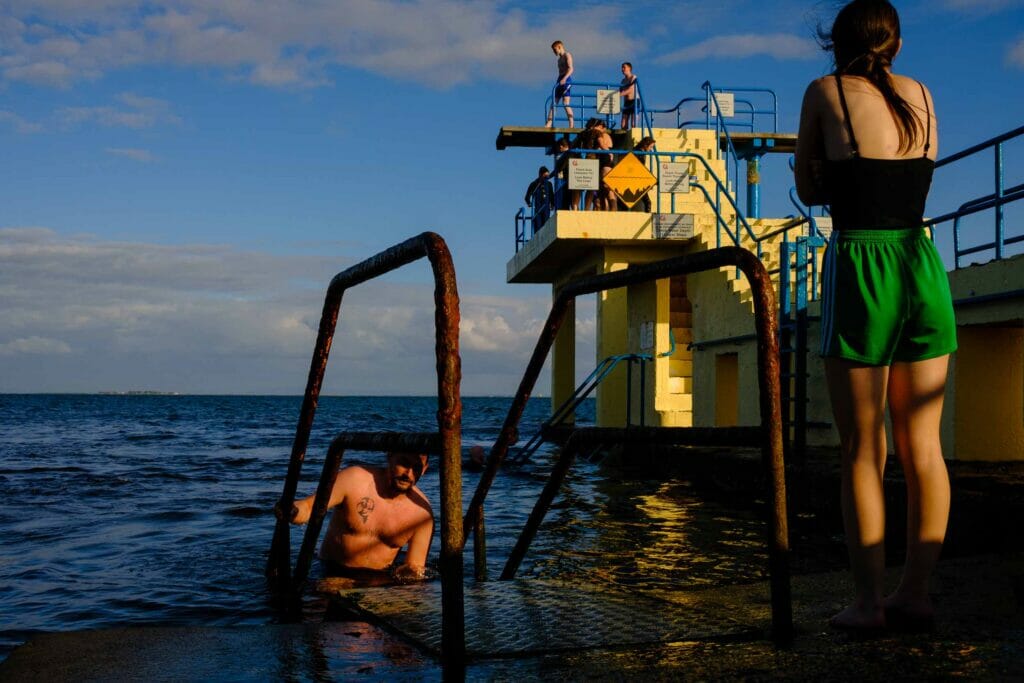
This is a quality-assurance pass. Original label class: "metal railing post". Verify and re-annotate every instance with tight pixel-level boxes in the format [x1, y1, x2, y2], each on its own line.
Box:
[995, 142, 1005, 260]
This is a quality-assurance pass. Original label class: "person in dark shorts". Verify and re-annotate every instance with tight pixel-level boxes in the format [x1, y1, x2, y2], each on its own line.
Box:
[619, 62, 638, 130]
[546, 40, 575, 129]
[795, 0, 955, 634]
[592, 119, 616, 211]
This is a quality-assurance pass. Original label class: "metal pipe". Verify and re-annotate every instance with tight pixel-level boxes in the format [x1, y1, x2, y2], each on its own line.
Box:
[933, 124, 1024, 168]
[474, 504, 487, 581]
[639, 358, 646, 428]
[292, 439, 346, 590]
[501, 434, 581, 580]
[996, 143, 1005, 260]
[747, 155, 762, 219]
[626, 359, 633, 427]
[266, 231, 465, 669]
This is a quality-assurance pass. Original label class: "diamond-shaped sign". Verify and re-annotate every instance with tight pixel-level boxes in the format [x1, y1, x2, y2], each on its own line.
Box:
[604, 153, 657, 209]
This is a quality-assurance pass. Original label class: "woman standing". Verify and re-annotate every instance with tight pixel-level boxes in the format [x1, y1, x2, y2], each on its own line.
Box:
[794, 0, 957, 632]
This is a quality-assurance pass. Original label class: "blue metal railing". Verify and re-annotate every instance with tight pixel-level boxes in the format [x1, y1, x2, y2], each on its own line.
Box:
[647, 87, 779, 135]
[544, 79, 651, 136]
[923, 124, 1024, 267]
[509, 330, 677, 466]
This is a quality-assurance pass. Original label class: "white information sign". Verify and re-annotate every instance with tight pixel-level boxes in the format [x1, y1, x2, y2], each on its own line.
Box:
[653, 214, 696, 240]
[659, 162, 691, 193]
[709, 92, 735, 118]
[568, 158, 600, 191]
[596, 89, 621, 115]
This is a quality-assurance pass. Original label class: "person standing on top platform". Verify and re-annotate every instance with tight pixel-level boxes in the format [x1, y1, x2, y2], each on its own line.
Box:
[546, 40, 575, 129]
[795, 0, 955, 634]
[619, 62, 638, 130]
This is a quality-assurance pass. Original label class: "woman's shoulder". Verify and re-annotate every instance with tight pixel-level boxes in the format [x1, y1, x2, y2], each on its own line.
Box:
[890, 73, 932, 95]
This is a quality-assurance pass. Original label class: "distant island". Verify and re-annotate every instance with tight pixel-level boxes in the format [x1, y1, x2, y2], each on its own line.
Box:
[97, 390, 181, 396]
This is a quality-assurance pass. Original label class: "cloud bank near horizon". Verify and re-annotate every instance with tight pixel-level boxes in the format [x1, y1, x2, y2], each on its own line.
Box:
[0, 227, 592, 394]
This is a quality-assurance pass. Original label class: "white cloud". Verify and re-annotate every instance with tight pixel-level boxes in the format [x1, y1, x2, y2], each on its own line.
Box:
[0, 227, 574, 394]
[57, 92, 180, 129]
[1008, 36, 1024, 68]
[0, 109, 43, 133]
[657, 33, 818, 64]
[0, 1, 638, 89]
[105, 147, 155, 162]
[0, 336, 71, 355]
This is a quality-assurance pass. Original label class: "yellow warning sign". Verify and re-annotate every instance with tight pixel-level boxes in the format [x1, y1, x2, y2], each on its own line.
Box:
[603, 153, 657, 209]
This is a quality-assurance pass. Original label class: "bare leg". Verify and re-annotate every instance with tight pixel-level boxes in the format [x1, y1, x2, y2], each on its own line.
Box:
[885, 355, 950, 618]
[825, 358, 890, 629]
[546, 105, 554, 128]
[563, 98, 574, 129]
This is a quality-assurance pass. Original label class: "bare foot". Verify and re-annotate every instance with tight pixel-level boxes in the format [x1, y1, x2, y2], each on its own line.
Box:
[882, 593, 934, 617]
[830, 603, 886, 632]
[883, 594, 936, 631]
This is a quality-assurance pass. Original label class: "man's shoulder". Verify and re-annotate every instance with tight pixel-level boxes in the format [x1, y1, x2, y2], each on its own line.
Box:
[338, 463, 380, 483]
[406, 486, 434, 519]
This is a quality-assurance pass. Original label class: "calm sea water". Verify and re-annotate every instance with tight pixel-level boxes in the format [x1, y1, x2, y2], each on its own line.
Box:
[0, 394, 776, 660]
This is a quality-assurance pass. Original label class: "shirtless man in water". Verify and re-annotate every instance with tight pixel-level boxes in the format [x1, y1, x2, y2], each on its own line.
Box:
[284, 452, 434, 581]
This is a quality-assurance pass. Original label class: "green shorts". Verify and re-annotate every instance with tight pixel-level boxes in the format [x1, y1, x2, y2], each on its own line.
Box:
[820, 228, 957, 365]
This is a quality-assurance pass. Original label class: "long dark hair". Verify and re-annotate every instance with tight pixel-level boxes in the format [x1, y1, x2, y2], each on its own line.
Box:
[819, 0, 924, 153]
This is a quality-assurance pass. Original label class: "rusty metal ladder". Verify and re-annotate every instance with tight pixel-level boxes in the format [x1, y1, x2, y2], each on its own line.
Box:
[265, 232, 468, 670]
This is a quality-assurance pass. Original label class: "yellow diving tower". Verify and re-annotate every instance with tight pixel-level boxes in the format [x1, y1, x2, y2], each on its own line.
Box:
[498, 80, 1024, 461]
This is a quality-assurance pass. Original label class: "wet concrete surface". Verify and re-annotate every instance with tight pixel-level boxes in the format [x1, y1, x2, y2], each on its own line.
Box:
[4, 449, 1024, 681]
[3, 554, 1022, 681]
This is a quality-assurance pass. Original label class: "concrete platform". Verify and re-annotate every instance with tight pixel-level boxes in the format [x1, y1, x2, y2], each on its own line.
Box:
[4, 553, 1023, 681]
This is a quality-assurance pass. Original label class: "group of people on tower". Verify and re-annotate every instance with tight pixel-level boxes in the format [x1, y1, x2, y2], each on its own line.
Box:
[545, 41, 639, 131]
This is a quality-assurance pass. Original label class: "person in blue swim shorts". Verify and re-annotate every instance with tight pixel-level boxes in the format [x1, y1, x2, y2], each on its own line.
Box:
[546, 40, 574, 129]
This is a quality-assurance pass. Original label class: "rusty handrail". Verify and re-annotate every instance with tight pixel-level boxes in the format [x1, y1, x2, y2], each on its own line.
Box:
[265, 232, 465, 667]
[463, 246, 792, 643]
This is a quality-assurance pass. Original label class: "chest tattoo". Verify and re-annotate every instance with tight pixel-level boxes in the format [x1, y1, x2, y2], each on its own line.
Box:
[356, 496, 375, 524]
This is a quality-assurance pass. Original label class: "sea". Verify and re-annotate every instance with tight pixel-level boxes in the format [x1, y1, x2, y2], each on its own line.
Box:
[0, 394, 794, 661]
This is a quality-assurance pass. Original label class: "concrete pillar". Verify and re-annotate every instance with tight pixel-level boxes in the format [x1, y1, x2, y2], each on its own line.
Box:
[551, 293, 576, 423]
[954, 326, 1023, 460]
[596, 260, 630, 427]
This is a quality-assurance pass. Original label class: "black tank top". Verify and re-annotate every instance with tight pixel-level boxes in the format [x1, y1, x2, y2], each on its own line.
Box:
[825, 75, 934, 230]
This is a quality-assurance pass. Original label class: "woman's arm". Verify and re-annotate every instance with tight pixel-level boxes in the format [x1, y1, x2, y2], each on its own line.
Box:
[794, 80, 830, 207]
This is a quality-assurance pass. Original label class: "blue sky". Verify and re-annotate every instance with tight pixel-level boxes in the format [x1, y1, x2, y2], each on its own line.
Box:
[2, 0, 1022, 395]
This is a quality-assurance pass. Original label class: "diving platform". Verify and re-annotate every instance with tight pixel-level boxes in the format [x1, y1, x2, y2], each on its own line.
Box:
[494, 125, 796, 154]
[496, 125, 631, 150]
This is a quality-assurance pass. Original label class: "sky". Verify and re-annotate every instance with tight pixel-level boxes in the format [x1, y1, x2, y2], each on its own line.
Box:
[2, 0, 1023, 395]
